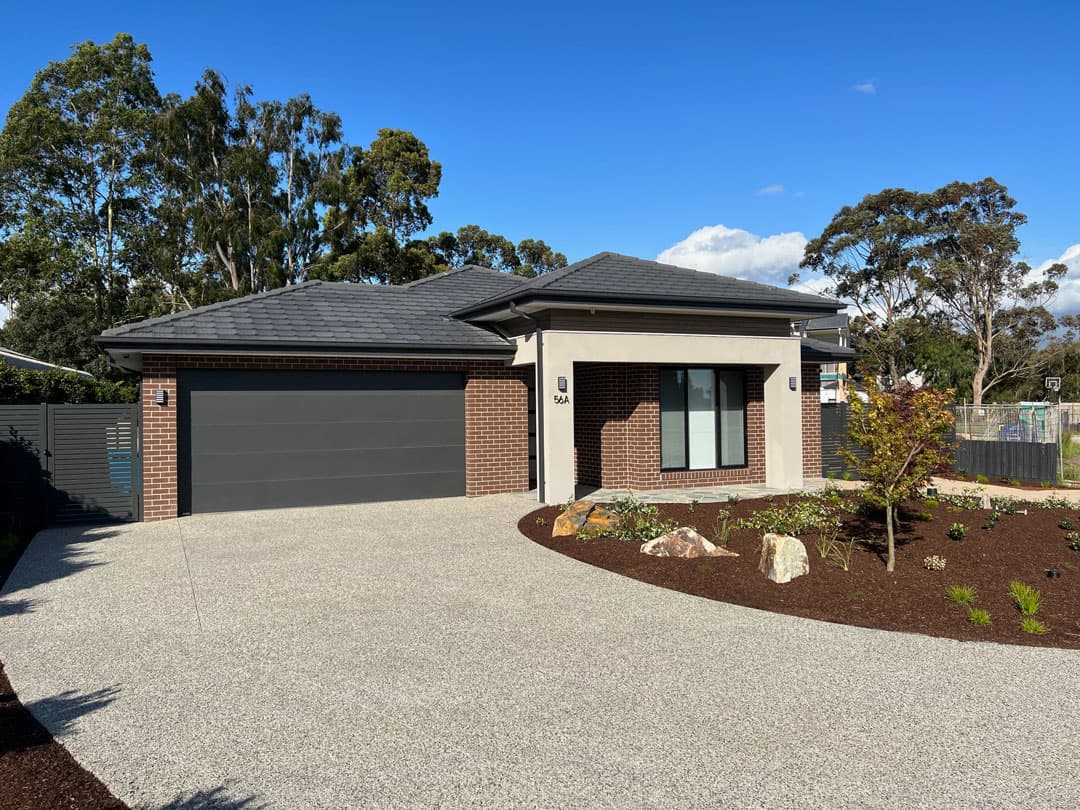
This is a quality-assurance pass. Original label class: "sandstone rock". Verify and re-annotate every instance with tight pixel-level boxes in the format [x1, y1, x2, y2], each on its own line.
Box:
[640, 527, 739, 559]
[758, 533, 809, 584]
[583, 505, 622, 533]
[552, 500, 594, 537]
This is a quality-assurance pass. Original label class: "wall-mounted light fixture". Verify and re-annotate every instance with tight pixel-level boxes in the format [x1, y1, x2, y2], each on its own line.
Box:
[154, 389, 168, 406]
[557, 376, 568, 393]
[789, 376, 798, 391]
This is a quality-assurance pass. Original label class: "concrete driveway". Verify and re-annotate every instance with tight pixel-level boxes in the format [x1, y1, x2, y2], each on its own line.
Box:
[1, 494, 1078, 809]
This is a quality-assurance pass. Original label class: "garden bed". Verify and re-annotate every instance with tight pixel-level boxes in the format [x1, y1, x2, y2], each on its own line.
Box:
[0, 661, 126, 810]
[519, 494, 1080, 649]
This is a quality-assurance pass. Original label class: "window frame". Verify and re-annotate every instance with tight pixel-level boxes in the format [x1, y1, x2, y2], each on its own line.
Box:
[659, 365, 749, 472]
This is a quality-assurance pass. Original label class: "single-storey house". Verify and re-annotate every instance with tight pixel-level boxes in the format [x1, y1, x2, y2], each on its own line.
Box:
[97, 252, 851, 520]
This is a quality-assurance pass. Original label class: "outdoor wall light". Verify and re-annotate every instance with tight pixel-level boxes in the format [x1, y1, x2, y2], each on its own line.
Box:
[154, 389, 168, 406]
[557, 376, 568, 393]
[789, 376, 797, 391]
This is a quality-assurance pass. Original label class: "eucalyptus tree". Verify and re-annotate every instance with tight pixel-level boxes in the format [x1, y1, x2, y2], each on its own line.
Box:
[799, 188, 930, 386]
[924, 177, 1068, 406]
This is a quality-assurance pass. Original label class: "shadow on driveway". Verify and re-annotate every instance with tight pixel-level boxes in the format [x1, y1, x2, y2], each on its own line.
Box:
[139, 784, 265, 810]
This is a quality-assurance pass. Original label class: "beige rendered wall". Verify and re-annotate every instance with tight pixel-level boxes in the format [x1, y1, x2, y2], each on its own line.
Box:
[513, 330, 805, 504]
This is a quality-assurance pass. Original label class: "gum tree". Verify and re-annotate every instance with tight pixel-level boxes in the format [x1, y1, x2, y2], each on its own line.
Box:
[843, 381, 954, 572]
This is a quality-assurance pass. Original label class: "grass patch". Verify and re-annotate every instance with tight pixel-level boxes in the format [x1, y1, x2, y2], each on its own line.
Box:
[1008, 581, 1042, 616]
[967, 608, 992, 626]
[1020, 618, 1049, 635]
[946, 584, 977, 606]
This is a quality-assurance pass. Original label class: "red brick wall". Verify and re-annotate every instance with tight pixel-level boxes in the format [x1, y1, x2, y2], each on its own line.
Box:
[140, 354, 530, 521]
[573, 364, 766, 490]
[801, 362, 822, 479]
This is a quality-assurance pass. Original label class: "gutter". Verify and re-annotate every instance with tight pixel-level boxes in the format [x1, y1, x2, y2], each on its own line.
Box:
[511, 302, 545, 503]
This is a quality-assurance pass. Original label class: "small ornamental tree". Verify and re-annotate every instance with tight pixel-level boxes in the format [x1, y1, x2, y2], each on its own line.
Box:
[843, 380, 954, 572]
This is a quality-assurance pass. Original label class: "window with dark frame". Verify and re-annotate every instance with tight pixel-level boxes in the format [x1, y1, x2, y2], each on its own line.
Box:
[660, 367, 747, 471]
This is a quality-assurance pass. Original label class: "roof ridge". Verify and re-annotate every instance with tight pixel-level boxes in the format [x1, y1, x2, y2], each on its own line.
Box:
[523, 251, 613, 290]
[101, 281, 325, 336]
[402, 264, 521, 289]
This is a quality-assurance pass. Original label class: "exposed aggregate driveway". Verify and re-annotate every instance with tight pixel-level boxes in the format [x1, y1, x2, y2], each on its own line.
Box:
[1, 494, 1078, 809]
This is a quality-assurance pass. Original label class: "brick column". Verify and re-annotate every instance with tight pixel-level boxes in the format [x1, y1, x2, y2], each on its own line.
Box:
[141, 356, 179, 520]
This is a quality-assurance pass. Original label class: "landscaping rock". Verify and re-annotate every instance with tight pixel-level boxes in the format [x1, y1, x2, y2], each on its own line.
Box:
[583, 505, 622, 533]
[552, 500, 594, 537]
[640, 527, 739, 559]
[759, 533, 809, 584]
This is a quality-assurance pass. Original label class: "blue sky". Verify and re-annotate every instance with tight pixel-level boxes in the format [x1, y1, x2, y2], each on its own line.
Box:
[3, 0, 1079, 306]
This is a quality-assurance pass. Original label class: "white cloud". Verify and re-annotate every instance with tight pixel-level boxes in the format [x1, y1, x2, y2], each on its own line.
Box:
[657, 224, 809, 286]
[1032, 243, 1080, 315]
[755, 184, 785, 196]
[853, 80, 876, 95]
[792, 190, 806, 198]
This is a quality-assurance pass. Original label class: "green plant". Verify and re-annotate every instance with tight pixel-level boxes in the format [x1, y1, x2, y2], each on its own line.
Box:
[994, 497, 1020, 515]
[847, 591, 866, 602]
[946, 585, 977, 605]
[982, 511, 1001, 531]
[688, 499, 699, 513]
[1041, 495, 1070, 509]
[947, 522, 967, 541]
[827, 538, 858, 571]
[535, 516, 547, 527]
[1067, 531, 1080, 551]
[1008, 478, 1022, 488]
[1008, 581, 1042, 616]
[608, 495, 676, 543]
[712, 508, 733, 548]
[1020, 618, 1048, 635]
[842, 470, 854, 481]
[0, 363, 137, 405]
[1059, 518, 1076, 530]
[922, 497, 940, 509]
[695, 562, 714, 575]
[912, 510, 933, 522]
[967, 608, 992, 626]
[975, 474, 989, 484]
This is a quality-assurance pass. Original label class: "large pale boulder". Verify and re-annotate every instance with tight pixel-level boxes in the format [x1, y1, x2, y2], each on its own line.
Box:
[758, 533, 809, 584]
[552, 500, 594, 537]
[640, 527, 739, 559]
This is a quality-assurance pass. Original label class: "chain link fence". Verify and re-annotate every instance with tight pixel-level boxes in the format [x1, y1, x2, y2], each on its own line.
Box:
[953, 403, 1060, 444]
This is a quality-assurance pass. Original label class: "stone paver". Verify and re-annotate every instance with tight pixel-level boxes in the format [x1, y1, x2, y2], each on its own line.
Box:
[1, 493, 1078, 809]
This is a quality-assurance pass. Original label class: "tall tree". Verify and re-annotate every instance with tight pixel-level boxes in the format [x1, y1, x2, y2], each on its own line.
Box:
[0, 33, 161, 374]
[925, 178, 1067, 406]
[799, 188, 930, 386]
[426, 226, 567, 277]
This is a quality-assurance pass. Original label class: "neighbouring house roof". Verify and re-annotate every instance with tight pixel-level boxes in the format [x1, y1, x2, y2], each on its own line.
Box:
[1, 345, 93, 378]
[801, 337, 855, 363]
[803, 313, 849, 331]
[452, 252, 842, 320]
[97, 253, 846, 370]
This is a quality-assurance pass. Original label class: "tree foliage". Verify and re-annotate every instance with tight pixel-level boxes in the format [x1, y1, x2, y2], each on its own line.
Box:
[0, 35, 565, 376]
[803, 178, 1073, 403]
[0, 363, 137, 404]
[843, 381, 954, 572]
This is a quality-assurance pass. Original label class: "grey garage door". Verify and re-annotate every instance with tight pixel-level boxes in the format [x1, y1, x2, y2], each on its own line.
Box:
[178, 370, 465, 514]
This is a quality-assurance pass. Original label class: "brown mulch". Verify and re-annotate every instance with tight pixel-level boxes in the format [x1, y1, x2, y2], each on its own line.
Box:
[520, 497, 1080, 649]
[0, 661, 126, 810]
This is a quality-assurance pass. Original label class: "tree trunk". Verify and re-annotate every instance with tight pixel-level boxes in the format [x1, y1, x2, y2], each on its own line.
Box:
[885, 500, 896, 572]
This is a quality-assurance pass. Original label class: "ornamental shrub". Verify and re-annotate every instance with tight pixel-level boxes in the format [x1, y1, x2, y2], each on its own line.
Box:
[0, 364, 137, 404]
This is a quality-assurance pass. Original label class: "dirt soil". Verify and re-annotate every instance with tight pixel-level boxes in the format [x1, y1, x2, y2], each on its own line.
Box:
[520, 498, 1080, 649]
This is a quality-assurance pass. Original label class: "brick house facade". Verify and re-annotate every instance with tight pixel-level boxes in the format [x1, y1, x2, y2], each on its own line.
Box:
[574, 363, 767, 489]
[140, 354, 530, 521]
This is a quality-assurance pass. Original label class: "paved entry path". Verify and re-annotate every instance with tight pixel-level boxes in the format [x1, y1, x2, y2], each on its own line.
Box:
[1, 495, 1078, 808]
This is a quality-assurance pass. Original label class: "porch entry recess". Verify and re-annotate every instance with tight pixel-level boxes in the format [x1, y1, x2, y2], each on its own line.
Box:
[660, 367, 747, 471]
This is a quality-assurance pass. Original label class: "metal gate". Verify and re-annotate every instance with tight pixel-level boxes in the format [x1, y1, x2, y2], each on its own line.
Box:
[820, 403, 865, 477]
[0, 403, 141, 524]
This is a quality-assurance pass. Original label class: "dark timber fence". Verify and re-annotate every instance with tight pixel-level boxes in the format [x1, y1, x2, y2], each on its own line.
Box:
[821, 401, 1061, 484]
[0, 403, 141, 528]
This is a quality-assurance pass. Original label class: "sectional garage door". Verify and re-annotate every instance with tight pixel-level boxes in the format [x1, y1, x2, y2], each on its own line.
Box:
[178, 370, 466, 514]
